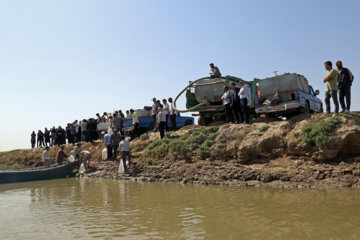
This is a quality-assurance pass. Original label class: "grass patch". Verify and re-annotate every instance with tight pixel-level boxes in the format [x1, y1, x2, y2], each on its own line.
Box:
[208, 133, 217, 141]
[302, 117, 342, 147]
[257, 133, 263, 136]
[259, 125, 270, 132]
[293, 132, 300, 137]
[217, 143, 226, 149]
[342, 113, 352, 119]
[180, 132, 190, 140]
[197, 146, 210, 159]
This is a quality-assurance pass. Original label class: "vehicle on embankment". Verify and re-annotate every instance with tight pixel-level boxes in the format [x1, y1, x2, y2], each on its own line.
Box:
[174, 76, 258, 125]
[255, 73, 323, 117]
[97, 108, 194, 134]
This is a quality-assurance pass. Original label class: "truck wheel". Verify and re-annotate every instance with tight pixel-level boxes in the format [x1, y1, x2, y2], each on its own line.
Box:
[184, 120, 193, 126]
[302, 101, 310, 114]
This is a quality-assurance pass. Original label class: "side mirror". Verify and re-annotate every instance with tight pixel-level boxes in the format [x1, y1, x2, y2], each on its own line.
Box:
[315, 90, 320, 96]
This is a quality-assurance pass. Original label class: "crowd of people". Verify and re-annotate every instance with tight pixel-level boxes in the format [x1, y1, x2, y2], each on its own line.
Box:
[32, 61, 354, 172]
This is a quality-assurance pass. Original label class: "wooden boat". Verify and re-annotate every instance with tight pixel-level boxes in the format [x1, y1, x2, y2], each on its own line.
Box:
[0, 162, 76, 184]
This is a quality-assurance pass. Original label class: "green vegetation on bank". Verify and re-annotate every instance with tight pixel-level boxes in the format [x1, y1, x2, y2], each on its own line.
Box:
[141, 127, 219, 164]
[302, 117, 342, 147]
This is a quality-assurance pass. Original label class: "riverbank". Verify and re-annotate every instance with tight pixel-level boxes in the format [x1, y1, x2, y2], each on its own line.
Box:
[2, 112, 360, 188]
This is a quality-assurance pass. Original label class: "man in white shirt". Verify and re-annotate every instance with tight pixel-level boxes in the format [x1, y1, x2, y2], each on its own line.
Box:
[168, 97, 177, 130]
[157, 106, 167, 138]
[42, 146, 51, 168]
[221, 86, 234, 123]
[162, 99, 170, 130]
[238, 80, 250, 123]
[119, 136, 130, 173]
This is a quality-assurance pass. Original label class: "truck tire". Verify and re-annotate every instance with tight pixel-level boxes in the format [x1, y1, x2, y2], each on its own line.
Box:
[302, 101, 310, 114]
[184, 120, 193, 126]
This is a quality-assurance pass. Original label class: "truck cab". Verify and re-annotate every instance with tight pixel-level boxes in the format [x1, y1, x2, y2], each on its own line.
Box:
[255, 73, 322, 116]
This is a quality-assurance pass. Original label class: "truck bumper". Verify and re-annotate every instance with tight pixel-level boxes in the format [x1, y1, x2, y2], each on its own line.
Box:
[255, 102, 300, 113]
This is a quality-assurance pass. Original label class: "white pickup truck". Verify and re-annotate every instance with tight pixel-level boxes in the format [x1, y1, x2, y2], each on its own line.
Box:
[255, 73, 323, 116]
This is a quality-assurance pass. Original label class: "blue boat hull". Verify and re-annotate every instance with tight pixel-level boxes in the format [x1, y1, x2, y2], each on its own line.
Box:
[0, 162, 76, 184]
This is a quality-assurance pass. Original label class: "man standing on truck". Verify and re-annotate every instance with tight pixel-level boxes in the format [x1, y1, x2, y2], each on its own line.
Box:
[323, 61, 339, 116]
[239, 80, 250, 124]
[209, 63, 221, 78]
[222, 86, 233, 123]
[336, 61, 354, 113]
[230, 82, 243, 124]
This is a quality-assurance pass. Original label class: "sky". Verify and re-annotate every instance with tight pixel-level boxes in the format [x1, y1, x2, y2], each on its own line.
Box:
[0, 0, 360, 151]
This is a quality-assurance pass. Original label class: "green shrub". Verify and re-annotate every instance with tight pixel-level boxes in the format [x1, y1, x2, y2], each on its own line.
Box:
[217, 143, 226, 149]
[293, 132, 300, 137]
[200, 128, 209, 134]
[210, 127, 219, 132]
[259, 125, 270, 132]
[202, 140, 214, 147]
[197, 146, 210, 159]
[180, 132, 190, 140]
[219, 138, 226, 144]
[189, 134, 205, 145]
[148, 139, 162, 150]
[208, 133, 217, 141]
[190, 143, 199, 150]
[342, 113, 352, 119]
[169, 139, 189, 155]
[302, 117, 342, 147]
[257, 133, 263, 136]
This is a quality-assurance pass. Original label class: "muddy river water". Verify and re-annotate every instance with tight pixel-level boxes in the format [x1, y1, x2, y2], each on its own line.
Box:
[1, 178, 360, 239]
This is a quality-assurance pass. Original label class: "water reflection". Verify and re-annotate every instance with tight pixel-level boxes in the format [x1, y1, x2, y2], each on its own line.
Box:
[1, 179, 360, 239]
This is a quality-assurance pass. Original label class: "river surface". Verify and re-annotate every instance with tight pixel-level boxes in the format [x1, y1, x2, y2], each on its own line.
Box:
[1, 179, 360, 240]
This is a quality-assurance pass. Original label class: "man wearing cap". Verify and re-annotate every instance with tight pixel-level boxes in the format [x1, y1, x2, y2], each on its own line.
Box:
[209, 63, 221, 79]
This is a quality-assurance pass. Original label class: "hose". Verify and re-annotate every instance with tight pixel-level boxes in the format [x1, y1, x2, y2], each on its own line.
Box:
[173, 77, 226, 113]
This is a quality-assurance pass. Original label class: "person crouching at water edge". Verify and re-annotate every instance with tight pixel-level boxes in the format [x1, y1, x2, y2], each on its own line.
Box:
[42, 146, 51, 168]
[56, 145, 68, 165]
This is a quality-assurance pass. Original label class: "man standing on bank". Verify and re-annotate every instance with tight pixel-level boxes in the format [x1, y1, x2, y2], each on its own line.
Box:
[221, 86, 234, 123]
[336, 61, 354, 113]
[230, 82, 242, 124]
[323, 61, 339, 116]
[110, 129, 121, 160]
[119, 136, 131, 173]
[239, 80, 250, 124]
[209, 63, 221, 79]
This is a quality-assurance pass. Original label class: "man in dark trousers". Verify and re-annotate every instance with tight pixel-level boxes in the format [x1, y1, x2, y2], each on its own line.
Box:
[221, 86, 234, 123]
[110, 129, 121, 160]
[31, 131, 36, 148]
[230, 82, 243, 124]
[336, 61, 354, 113]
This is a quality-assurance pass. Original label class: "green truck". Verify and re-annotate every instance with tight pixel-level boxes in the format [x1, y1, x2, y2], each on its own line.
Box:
[174, 76, 258, 125]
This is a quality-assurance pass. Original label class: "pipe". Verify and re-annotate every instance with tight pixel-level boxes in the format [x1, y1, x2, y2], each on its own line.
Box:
[173, 77, 226, 113]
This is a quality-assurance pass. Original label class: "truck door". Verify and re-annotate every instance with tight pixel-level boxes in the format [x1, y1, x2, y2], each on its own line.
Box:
[308, 86, 318, 111]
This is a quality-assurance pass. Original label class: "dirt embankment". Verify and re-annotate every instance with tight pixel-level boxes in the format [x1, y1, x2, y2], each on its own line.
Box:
[2, 112, 360, 188]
